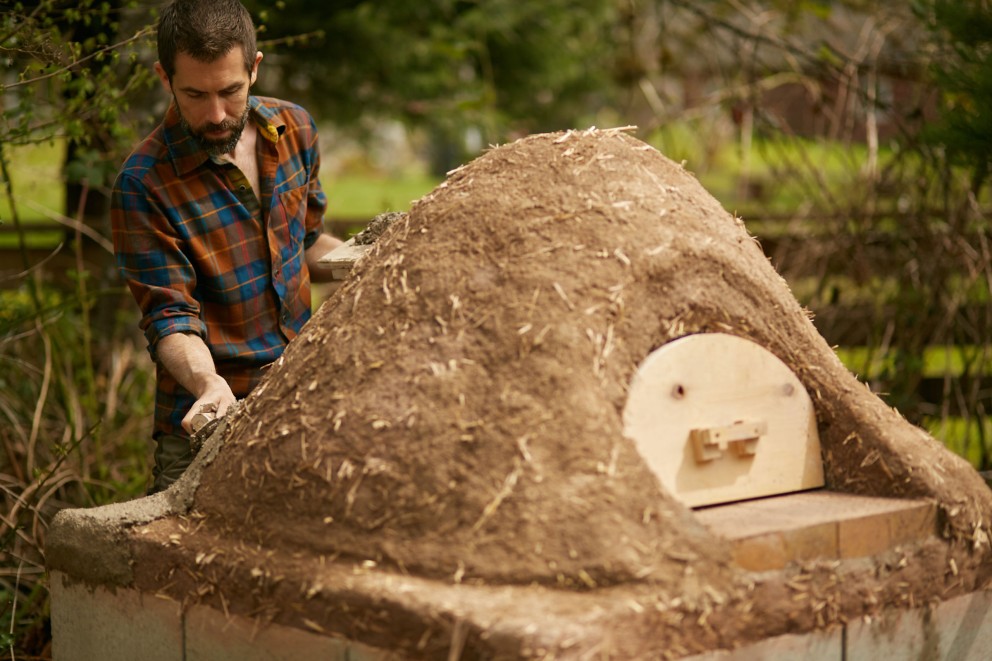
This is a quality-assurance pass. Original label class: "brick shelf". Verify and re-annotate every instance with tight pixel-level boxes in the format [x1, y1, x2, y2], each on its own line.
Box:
[694, 489, 937, 571]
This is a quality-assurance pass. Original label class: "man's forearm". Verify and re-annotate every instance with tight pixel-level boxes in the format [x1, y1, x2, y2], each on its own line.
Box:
[157, 332, 223, 396]
[157, 332, 237, 431]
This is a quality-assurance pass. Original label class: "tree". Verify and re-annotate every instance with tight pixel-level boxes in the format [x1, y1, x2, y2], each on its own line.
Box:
[0, 6, 157, 655]
[244, 0, 619, 169]
[1, 1, 155, 196]
[645, 0, 992, 468]
[914, 0, 992, 198]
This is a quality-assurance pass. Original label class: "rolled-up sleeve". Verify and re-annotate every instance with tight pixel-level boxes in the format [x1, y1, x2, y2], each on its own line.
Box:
[111, 172, 206, 357]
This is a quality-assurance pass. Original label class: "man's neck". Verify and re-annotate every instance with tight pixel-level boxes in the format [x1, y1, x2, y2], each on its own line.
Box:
[223, 122, 260, 202]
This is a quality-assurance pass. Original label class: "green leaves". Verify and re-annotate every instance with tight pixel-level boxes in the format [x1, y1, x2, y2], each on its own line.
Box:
[65, 147, 117, 185]
[244, 0, 617, 152]
[916, 0, 992, 195]
[1, 0, 154, 150]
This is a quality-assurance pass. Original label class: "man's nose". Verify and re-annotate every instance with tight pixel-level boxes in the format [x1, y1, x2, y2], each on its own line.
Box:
[205, 97, 226, 124]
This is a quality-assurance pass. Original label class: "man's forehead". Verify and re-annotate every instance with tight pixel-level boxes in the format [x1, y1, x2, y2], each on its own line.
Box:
[172, 48, 251, 87]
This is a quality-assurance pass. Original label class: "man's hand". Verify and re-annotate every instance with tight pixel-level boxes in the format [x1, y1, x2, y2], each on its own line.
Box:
[182, 373, 237, 434]
[157, 333, 237, 434]
[305, 232, 344, 283]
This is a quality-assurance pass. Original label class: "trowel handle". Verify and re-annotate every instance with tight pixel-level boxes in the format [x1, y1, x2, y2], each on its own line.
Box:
[190, 411, 216, 433]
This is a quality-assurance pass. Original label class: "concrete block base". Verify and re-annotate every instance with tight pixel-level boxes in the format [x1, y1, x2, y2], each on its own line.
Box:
[687, 589, 992, 660]
[50, 572, 183, 661]
[51, 567, 992, 660]
[846, 589, 992, 661]
[50, 571, 400, 661]
[685, 628, 842, 660]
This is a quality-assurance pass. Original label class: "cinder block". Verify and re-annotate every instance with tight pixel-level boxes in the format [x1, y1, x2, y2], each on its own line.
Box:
[185, 602, 401, 661]
[845, 607, 929, 661]
[682, 628, 842, 660]
[932, 589, 992, 660]
[846, 589, 992, 660]
[50, 571, 183, 661]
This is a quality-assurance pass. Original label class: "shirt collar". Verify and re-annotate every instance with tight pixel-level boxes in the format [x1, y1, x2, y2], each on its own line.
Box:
[165, 96, 286, 176]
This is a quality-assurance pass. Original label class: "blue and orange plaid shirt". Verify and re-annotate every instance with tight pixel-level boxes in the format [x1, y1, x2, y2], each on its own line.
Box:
[111, 95, 327, 439]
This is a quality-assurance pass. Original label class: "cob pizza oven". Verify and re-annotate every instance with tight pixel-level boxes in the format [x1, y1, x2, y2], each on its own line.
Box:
[48, 129, 992, 660]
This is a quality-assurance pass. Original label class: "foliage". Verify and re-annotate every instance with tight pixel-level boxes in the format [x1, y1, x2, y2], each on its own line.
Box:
[244, 0, 618, 167]
[656, 0, 992, 467]
[1, 3, 158, 657]
[0, 284, 154, 658]
[913, 0, 992, 197]
[0, 0, 155, 154]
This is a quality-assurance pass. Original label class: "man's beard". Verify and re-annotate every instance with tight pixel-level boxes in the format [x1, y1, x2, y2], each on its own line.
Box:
[178, 98, 251, 157]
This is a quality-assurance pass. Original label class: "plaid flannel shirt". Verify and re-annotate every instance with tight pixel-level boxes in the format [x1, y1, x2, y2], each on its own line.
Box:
[111, 96, 326, 438]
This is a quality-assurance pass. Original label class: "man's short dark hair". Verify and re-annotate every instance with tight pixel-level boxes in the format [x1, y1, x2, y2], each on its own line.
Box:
[157, 0, 257, 79]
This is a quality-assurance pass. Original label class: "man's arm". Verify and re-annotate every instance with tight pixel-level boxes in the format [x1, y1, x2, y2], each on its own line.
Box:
[113, 171, 230, 434]
[157, 332, 237, 433]
[305, 232, 343, 283]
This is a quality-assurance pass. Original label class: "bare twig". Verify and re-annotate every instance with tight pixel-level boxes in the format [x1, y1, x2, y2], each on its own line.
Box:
[23, 200, 114, 253]
[26, 329, 52, 478]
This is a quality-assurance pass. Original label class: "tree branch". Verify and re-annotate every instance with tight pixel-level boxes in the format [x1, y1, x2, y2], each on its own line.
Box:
[3, 25, 153, 91]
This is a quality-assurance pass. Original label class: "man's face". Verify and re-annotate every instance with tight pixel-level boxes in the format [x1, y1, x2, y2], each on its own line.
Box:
[155, 48, 262, 156]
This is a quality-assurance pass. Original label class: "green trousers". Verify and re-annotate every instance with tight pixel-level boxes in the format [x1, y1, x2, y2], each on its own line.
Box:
[148, 433, 194, 495]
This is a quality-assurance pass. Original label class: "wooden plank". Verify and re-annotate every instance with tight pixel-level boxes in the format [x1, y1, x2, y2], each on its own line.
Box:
[315, 237, 372, 282]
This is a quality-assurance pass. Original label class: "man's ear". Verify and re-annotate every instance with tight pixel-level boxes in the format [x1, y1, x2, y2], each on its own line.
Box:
[153, 62, 172, 94]
[250, 51, 263, 85]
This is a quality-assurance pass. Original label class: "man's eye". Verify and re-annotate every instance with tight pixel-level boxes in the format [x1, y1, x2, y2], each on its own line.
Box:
[187, 92, 203, 99]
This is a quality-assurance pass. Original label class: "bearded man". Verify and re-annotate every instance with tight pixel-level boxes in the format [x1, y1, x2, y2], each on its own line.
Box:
[111, 0, 341, 493]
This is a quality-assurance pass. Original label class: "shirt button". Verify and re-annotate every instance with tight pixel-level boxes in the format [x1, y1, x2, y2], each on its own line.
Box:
[239, 185, 247, 191]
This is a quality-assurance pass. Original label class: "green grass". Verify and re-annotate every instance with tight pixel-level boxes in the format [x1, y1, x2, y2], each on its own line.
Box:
[0, 140, 68, 250]
[925, 416, 992, 469]
[0, 140, 441, 248]
[1, 139, 440, 226]
[0, 140, 66, 225]
[645, 120, 916, 217]
[836, 345, 992, 379]
[322, 172, 440, 219]
[836, 345, 992, 468]
[0, 229, 67, 249]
